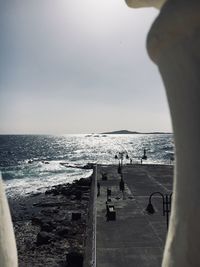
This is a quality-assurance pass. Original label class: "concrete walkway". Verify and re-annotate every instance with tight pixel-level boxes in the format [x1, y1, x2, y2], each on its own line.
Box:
[96, 164, 173, 267]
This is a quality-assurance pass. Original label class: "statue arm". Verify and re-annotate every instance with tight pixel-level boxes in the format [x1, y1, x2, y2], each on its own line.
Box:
[125, 0, 166, 9]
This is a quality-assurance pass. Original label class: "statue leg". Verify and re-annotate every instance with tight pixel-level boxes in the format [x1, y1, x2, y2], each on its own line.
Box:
[0, 176, 18, 267]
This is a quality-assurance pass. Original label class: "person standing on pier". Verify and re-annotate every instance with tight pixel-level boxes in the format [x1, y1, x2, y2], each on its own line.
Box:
[119, 177, 125, 199]
[97, 182, 100, 197]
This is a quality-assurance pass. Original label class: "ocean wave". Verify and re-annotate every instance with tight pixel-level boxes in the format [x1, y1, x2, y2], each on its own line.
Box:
[0, 134, 174, 196]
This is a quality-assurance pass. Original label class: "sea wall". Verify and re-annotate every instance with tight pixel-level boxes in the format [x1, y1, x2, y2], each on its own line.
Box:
[83, 165, 97, 267]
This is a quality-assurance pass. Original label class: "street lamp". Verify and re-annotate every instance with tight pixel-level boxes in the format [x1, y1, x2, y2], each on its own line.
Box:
[142, 148, 147, 160]
[114, 151, 129, 174]
[146, 191, 172, 229]
[115, 151, 129, 165]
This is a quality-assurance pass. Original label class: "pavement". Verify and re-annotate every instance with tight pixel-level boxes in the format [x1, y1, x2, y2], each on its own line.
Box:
[96, 164, 173, 267]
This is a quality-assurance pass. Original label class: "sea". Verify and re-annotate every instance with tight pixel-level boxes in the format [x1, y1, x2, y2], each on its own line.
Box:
[0, 134, 174, 197]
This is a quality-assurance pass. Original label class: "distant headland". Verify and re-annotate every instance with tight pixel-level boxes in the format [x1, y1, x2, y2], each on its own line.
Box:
[101, 130, 172, 135]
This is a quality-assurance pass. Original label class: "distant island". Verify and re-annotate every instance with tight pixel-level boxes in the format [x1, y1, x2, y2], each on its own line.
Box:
[101, 130, 172, 135]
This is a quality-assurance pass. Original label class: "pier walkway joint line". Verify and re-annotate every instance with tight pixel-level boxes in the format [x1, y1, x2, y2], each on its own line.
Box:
[96, 164, 173, 267]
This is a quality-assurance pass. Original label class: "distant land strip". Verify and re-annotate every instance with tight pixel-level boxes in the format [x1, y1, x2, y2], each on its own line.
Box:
[101, 130, 172, 135]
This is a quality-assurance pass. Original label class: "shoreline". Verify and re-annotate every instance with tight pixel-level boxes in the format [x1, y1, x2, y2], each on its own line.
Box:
[9, 172, 94, 267]
[7, 162, 174, 266]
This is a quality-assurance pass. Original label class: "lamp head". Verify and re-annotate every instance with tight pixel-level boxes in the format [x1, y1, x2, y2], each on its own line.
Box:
[146, 202, 155, 214]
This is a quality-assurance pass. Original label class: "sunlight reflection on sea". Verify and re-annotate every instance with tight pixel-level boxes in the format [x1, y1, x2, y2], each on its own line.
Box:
[0, 134, 174, 196]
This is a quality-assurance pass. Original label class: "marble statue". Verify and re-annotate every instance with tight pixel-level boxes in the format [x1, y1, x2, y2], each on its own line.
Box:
[125, 0, 200, 266]
[0, 175, 18, 267]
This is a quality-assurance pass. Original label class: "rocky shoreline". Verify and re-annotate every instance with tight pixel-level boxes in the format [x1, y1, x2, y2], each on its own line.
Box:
[8, 175, 93, 267]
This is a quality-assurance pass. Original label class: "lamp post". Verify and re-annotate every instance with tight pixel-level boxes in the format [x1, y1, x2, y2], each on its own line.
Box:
[146, 191, 172, 229]
[140, 148, 147, 164]
[115, 151, 129, 174]
[142, 148, 147, 160]
[115, 151, 129, 165]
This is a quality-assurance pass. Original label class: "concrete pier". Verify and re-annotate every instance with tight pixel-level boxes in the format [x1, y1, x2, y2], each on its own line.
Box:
[96, 164, 173, 267]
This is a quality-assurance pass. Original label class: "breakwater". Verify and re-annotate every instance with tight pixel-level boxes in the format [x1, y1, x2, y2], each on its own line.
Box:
[95, 164, 173, 267]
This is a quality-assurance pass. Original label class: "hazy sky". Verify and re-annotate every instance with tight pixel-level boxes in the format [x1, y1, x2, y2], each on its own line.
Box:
[0, 0, 172, 134]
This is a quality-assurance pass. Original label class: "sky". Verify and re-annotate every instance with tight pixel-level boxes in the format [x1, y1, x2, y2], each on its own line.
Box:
[0, 0, 172, 134]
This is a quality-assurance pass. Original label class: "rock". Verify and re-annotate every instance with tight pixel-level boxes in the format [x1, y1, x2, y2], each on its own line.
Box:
[77, 178, 91, 186]
[71, 213, 81, 221]
[45, 188, 60, 195]
[82, 195, 90, 201]
[31, 192, 41, 197]
[45, 183, 70, 196]
[76, 186, 90, 192]
[36, 231, 52, 246]
[70, 195, 76, 200]
[61, 185, 73, 197]
[82, 163, 94, 169]
[41, 222, 55, 232]
[41, 208, 58, 216]
[33, 202, 67, 208]
[44, 161, 49, 164]
[56, 227, 70, 237]
[75, 190, 82, 200]
[11, 174, 92, 265]
[66, 250, 84, 267]
[32, 217, 42, 226]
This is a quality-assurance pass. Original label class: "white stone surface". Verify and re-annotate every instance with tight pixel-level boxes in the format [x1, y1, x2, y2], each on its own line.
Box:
[147, 1, 200, 266]
[0, 175, 18, 267]
[125, 0, 200, 266]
